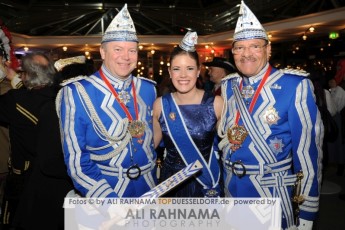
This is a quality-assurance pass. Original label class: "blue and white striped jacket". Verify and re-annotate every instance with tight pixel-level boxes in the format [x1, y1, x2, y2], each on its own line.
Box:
[56, 66, 157, 198]
[218, 64, 323, 229]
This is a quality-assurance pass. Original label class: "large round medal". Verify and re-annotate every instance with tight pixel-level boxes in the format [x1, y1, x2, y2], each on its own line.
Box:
[227, 125, 248, 151]
[128, 120, 146, 138]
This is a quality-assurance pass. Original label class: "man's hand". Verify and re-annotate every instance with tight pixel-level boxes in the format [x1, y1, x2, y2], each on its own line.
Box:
[99, 204, 133, 230]
[3, 65, 22, 89]
[5, 66, 18, 81]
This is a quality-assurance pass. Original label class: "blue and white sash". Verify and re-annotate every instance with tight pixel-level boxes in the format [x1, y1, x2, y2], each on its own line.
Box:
[161, 94, 220, 196]
[232, 82, 296, 227]
[141, 160, 203, 198]
[232, 83, 277, 163]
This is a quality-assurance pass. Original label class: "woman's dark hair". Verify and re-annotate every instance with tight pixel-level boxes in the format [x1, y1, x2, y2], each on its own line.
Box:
[21, 52, 56, 89]
[169, 46, 200, 67]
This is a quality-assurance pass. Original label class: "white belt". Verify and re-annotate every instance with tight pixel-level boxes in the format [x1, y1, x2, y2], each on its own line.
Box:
[98, 162, 155, 180]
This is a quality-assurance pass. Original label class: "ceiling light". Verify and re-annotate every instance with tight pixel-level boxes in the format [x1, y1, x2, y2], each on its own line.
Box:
[62, 46, 68, 51]
[85, 51, 90, 56]
[24, 46, 29, 52]
[302, 34, 307, 40]
[309, 27, 315, 32]
[151, 50, 155, 55]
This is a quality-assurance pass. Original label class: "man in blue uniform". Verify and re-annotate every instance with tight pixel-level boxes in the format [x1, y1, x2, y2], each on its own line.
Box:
[218, 1, 323, 229]
[56, 4, 157, 199]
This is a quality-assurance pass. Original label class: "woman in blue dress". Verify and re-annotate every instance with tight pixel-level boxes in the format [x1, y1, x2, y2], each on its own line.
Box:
[153, 31, 224, 197]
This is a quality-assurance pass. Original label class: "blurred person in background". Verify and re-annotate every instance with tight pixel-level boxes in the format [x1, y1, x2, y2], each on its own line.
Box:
[12, 55, 84, 230]
[202, 57, 236, 95]
[0, 52, 57, 229]
[328, 78, 345, 176]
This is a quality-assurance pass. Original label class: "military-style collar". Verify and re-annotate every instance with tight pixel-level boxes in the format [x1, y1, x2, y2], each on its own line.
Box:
[101, 64, 133, 90]
[243, 63, 270, 85]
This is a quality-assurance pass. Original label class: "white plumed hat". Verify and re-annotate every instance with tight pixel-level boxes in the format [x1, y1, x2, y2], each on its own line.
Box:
[102, 4, 138, 43]
[233, 1, 268, 43]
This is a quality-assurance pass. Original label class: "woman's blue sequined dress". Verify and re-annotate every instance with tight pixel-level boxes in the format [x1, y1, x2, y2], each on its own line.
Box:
[159, 91, 218, 197]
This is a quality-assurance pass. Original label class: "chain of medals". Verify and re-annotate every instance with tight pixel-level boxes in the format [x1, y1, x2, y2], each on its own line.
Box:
[99, 69, 146, 142]
[100, 69, 146, 179]
[227, 65, 272, 152]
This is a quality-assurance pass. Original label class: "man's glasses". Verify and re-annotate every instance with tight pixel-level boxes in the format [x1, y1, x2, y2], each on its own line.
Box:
[232, 44, 267, 54]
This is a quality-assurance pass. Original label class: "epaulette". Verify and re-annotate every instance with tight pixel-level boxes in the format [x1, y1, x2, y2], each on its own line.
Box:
[59, 75, 89, 87]
[222, 72, 239, 82]
[137, 76, 157, 85]
[281, 68, 309, 77]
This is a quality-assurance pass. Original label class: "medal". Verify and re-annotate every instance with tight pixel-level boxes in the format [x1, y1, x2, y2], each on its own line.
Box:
[169, 112, 176, 121]
[205, 189, 218, 197]
[241, 85, 255, 99]
[269, 137, 284, 155]
[227, 125, 248, 151]
[118, 90, 131, 104]
[128, 120, 146, 138]
[263, 106, 280, 125]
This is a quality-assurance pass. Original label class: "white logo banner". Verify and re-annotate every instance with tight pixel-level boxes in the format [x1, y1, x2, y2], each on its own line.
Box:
[64, 198, 281, 230]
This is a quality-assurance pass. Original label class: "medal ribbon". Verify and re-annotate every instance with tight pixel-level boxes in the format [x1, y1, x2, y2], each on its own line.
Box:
[235, 65, 272, 124]
[99, 69, 139, 121]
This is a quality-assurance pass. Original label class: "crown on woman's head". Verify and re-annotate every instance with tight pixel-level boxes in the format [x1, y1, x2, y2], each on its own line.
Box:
[179, 31, 198, 52]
